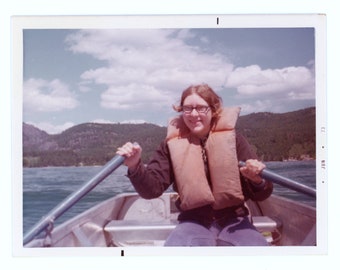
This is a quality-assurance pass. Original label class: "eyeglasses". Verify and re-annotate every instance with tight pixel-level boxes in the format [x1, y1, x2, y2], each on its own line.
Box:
[181, 105, 211, 114]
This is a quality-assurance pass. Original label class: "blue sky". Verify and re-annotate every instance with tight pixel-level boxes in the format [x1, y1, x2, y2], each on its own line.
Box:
[23, 28, 315, 134]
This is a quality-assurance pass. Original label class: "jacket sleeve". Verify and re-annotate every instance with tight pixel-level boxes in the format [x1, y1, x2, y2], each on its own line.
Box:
[127, 140, 173, 199]
[236, 132, 273, 201]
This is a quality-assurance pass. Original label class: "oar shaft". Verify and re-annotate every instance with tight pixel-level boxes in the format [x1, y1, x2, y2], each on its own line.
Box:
[239, 161, 316, 198]
[23, 155, 125, 246]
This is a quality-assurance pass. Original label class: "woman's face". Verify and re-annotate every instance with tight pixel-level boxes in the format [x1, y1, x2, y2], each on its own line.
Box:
[182, 93, 212, 138]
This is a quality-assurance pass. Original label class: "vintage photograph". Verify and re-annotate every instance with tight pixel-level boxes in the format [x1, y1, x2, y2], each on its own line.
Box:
[12, 14, 326, 256]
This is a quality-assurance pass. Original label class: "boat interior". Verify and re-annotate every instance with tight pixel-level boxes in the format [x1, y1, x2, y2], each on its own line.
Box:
[25, 192, 316, 247]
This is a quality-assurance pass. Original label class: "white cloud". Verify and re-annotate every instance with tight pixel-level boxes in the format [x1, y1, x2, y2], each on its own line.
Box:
[66, 29, 233, 110]
[28, 121, 75, 134]
[238, 100, 274, 115]
[63, 29, 315, 118]
[223, 64, 315, 115]
[100, 83, 173, 110]
[90, 119, 115, 124]
[23, 78, 79, 112]
[90, 118, 148, 125]
[120, 119, 147, 124]
[225, 65, 315, 99]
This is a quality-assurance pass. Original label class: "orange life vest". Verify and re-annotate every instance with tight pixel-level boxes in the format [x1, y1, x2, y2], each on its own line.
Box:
[166, 107, 244, 211]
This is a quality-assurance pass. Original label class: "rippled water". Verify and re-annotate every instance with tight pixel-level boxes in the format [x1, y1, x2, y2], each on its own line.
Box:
[265, 160, 316, 206]
[23, 160, 316, 234]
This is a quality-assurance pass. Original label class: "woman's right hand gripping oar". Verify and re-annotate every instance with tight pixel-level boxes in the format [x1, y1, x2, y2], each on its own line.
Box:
[116, 142, 142, 172]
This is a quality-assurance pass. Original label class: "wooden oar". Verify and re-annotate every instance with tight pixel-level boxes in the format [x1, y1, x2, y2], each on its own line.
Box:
[23, 154, 125, 246]
[239, 161, 316, 198]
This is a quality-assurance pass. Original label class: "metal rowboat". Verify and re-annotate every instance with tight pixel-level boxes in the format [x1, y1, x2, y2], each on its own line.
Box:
[23, 156, 316, 247]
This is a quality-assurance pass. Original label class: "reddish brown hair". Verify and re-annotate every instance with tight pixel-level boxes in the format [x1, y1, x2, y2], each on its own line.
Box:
[173, 84, 223, 122]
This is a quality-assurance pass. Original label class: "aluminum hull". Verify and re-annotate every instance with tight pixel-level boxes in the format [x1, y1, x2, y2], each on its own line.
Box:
[25, 192, 316, 247]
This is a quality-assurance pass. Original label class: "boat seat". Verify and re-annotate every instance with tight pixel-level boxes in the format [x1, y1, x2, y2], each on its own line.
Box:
[104, 216, 281, 246]
[104, 219, 178, 246]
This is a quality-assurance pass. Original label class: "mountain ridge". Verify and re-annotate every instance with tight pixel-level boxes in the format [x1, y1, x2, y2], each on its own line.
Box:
[23, 107, 316, 167]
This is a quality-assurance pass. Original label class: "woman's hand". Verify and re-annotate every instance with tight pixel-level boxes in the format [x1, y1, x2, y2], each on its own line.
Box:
[239, 159, 266, 184]
[116, 142, 142, 171]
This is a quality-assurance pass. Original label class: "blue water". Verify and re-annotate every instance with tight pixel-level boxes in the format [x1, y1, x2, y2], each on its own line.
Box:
[265, 160, 316, 206]
[23, 160, 316, 235]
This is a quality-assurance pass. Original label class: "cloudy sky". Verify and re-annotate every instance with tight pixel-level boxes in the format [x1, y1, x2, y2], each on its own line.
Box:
[23, 27, 315, 134]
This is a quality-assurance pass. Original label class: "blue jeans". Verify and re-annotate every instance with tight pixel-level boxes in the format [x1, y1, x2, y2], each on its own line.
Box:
[164, 216, 268, 246]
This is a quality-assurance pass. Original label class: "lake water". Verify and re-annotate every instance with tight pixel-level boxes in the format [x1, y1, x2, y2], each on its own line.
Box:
[23, 160, 316, 235]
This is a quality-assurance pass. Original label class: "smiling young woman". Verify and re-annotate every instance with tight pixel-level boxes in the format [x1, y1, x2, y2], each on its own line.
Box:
[117, 83, 272, 246]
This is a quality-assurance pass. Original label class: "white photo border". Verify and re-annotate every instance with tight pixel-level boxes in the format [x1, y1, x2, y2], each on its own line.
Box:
[12, 14, 327, 257]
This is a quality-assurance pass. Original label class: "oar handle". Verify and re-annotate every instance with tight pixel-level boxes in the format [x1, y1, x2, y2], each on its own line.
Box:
[23, 154, 125, 246]
[239, 161, 316, 198]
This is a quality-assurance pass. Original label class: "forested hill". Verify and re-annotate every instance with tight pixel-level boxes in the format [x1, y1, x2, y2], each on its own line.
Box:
[235, 107, 315, 161]
[23, 107, 315, 167]
[23, 122, 167, 167]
